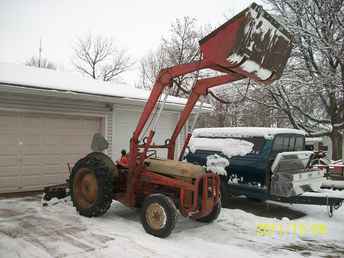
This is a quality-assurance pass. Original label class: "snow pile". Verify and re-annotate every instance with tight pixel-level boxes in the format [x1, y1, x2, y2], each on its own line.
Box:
[41, 196, 70, 207]
[189, 137, 253, 157]
[322, 180, 344, 190]
[227, 50, 273, 80]
[206, 154, 229, 175]
[193, 127, 305, 139]
[227, 54, 272, 80]
[227, 53, 244, 64]
[0, 63, 146, 100]
[240, 60, 272, 81]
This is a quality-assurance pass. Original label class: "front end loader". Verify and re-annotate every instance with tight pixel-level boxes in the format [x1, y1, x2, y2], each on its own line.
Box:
[67, 2, 293, 238]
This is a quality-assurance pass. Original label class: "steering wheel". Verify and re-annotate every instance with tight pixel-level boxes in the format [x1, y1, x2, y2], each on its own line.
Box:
[146, 149, 157, 159]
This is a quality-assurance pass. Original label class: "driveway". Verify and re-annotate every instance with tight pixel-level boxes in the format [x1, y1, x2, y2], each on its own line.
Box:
[0, 194, 343, 258]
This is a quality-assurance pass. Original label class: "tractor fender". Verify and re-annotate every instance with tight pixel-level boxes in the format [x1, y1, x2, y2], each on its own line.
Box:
[85, 152, 118, 178]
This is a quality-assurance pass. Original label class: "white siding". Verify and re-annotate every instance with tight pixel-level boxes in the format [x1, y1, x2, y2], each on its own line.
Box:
[112, 106, 184, 160]
[106, 112, 113, 156]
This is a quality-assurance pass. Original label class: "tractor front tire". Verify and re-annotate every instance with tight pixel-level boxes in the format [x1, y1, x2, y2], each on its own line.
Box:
[196, 201, 221, 223]
[70, 156, 114, 217]
[141, 194, 177, 238]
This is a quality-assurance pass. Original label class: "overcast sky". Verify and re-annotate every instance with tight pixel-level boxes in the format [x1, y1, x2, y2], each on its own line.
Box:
[0, 0, 263, 85]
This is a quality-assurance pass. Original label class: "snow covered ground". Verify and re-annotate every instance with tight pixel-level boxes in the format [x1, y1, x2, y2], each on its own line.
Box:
[0, 193, 344, 258]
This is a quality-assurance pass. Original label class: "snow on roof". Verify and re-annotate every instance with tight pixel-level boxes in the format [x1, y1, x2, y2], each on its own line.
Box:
[189, 137, 253, 158]
[192, 127, 306, 139]
[0, 62, 210, 108]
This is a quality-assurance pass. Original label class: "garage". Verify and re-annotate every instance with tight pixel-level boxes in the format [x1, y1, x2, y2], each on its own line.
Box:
[0, 111, 103, 193]
[0, 63, 195, 194]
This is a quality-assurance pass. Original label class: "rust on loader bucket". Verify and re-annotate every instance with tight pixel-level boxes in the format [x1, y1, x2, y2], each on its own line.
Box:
[199, 2, 293, 84]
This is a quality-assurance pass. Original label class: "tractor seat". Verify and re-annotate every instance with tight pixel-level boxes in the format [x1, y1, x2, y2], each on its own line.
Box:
[144, 158, 205, 178]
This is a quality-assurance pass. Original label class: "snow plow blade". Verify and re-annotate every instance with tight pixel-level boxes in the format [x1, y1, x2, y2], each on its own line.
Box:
[199, 2, 293, 84]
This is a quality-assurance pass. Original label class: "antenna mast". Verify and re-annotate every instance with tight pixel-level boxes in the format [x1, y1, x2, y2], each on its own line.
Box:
[38, 38, 42, 67]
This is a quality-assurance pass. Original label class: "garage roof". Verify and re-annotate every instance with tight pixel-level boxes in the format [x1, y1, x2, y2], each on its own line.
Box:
[0, 62, 211, 110]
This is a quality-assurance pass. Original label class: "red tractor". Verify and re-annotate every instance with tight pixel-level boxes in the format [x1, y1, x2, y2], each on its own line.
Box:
[69, 3, 293, 238]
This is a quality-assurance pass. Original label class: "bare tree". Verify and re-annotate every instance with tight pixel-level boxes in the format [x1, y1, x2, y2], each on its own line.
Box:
[73, 34, 132, 82]
[138, 16, 253, 127]
[26, 39, 56, 70]
[25, 56, 56, 70]
[195, 78, 278, 129]
[138, 17, 209, 96]
[139, 48, 167, 90]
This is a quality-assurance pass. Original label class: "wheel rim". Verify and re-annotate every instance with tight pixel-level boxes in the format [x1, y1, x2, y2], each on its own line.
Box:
[73, 168, 98, 209]
[145, 203, 167, 231]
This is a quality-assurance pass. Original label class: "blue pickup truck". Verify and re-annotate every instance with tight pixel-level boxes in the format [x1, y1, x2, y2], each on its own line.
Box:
[185, 127, 343, 212]
[186, 127, 305, 188]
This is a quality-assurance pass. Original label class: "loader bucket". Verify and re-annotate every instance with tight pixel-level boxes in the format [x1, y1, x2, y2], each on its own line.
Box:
[199, 2, 293, 84]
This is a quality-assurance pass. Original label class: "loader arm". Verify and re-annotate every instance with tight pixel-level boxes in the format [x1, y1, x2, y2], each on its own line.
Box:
[125, 60, 213, 206]
[129, 59, 212, 166]
[167, 72, 245, 160]
[122, 2, 293, 207]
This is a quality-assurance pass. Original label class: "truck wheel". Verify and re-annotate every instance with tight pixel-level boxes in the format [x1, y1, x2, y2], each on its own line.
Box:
[141, 194, 177, 238]
[70, 157, 113, 217]
[220, 177, 231, 204]
[196, 201, 221, 223]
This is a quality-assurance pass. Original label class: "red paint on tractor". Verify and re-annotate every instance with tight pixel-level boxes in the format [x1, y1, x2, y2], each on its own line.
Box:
[119, 2, 293, 214]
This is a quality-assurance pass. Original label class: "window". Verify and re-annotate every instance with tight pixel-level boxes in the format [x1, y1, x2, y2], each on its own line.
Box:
[295, 136, 304, 151]
[245, 137, 265, 155]
[273, 134, 305, 153]
[282, 136, 290, 150]
[289, 136, 296, 151]
[272, 136, 283, 152]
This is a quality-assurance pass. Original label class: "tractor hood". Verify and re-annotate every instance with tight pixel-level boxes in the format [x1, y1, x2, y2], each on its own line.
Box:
[144, 159, 205, 179]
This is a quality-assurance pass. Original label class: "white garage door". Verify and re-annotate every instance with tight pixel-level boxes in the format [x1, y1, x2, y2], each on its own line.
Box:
[0, 111, 102, 193]
[114, 110, 179, 160]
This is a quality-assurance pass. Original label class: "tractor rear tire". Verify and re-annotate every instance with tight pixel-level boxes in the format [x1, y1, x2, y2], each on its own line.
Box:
[196, 201, 221, 223]
[70, 156, 114, 217]
[141, 194, 177, 238]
